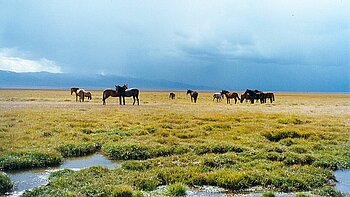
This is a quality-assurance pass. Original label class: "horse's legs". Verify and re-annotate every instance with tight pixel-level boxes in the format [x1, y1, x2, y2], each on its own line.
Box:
[123, 96, 125, 105]
[234, 98, 237, 104]
[132, 96, 135, 105]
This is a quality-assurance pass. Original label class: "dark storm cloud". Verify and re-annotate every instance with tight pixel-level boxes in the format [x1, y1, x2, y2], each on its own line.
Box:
[0, 0, 349, 91]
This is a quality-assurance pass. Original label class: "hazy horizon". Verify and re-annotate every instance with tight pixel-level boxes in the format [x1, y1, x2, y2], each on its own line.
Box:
[1, 1, 349, 92]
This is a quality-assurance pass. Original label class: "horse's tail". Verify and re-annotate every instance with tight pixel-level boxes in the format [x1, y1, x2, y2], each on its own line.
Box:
[102, 91, 106, 105]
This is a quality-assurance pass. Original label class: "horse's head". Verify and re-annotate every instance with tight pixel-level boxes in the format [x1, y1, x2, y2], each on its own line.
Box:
[123, 84, 128, 89]
[186, 90, 192, 95]
[115, 85, 126, 94]
[71, 87, 78, 95]
[221, 90, 228, 95]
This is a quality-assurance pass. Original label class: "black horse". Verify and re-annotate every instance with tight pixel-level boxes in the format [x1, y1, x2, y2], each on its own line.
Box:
[115, 84, 140, 105]
[186, 90, 198, 103]
[243, 89, 265, 104]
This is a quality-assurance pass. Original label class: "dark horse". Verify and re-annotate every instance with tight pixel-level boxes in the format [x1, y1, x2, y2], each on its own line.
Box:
[116, 84, 140, 105]
[264, 92, 275, 103]
[221, 90, 240, 104]
[186, 90, 198, 103]
[242, 89, 265, 104]
[85, 92, 92, 100]
[71, 87, 80, 102]
[102, 89, 121, 105]
[169, 92, 176, 99]
[240, 93, 251, 103]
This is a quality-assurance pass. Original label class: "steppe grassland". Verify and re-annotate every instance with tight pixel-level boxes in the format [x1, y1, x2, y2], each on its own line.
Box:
[0, 89, 349, 195]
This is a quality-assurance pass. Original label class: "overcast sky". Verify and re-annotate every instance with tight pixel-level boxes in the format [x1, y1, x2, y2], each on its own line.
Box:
[0, 0, 349, 91]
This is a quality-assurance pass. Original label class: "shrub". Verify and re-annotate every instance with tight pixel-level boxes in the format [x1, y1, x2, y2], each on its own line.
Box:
[0, 151, 62, 170]
[0, 172, 13, 194]
[56, 142, 101, 157]
[165, 183, 187, 196]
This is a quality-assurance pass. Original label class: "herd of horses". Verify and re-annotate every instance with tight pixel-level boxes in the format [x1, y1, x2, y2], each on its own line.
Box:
[183, 89, 275, 104]
[71, 86, 274, 105]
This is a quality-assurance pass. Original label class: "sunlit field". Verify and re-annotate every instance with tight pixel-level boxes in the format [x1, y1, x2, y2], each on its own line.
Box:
[0, 89, 349, 196]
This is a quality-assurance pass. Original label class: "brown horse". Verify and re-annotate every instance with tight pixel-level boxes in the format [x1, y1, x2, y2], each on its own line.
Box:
[116, 84, 140, 105]
[76, 89, 86, 102]
[71, 87, 80, 102]
[169, 92, 176, 99]
[264, 92, 275, 103]
[85, 92, 92, 100]
[221, 90, 240, 104]
[102, 89, 121, 105]
[186, 90, 198, 103]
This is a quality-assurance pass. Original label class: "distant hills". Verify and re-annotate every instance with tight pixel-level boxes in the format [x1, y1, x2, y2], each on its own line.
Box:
[0, 70, 214, 90]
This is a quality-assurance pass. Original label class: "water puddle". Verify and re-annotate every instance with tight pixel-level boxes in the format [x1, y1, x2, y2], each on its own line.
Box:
[6, 154, 120, 197]
[334, 169, 350, 195]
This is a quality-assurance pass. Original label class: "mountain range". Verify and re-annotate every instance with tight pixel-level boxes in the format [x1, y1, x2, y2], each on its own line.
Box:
[0, 70, 214, 90]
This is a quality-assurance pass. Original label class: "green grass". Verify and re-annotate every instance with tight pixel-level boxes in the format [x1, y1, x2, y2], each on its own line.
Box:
[165, 183, 187, 196]
[0, 90, 349, 195]
[0, 171, 12, 194]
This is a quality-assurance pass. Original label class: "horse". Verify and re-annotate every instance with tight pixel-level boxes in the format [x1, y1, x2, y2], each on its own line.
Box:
[71, 87, 80, 102]
[84, 92, 92, 100]
[240, 93, 252, 103]
[220, 90, 240, 104]
[212, 92, 223, 102]
[264, 92, 275, 103]
[102, 89, 121, 105]
[115, 84, 140, 105]
[243, 89, 265, 104]
[186, 90, 198, 103]
[76, 89, 86, 102]
[169, 92, 176, 99]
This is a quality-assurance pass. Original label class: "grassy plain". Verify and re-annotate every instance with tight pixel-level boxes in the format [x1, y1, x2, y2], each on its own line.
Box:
[0, 89, 349, 196]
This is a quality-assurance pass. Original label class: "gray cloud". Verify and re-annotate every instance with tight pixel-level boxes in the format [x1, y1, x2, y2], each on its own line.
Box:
[0, 0, 349, 91]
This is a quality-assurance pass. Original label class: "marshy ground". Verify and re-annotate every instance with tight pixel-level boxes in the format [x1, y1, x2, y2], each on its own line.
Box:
[0, 89, 349, 196]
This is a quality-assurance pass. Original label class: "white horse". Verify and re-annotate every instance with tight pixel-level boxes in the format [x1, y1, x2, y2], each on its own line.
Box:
[213, 92, 224, 102]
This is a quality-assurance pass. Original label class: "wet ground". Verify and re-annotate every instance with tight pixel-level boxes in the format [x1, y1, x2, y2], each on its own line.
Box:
[6, 154, 120, 197]
[5, 155, 350, 197]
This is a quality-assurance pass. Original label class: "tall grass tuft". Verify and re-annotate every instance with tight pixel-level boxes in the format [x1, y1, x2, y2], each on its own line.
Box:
[0, 172, 13, 194]
[56, 142, 101, 157]
[0, 151, 62, 170]
[165, 183, 187, 196]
